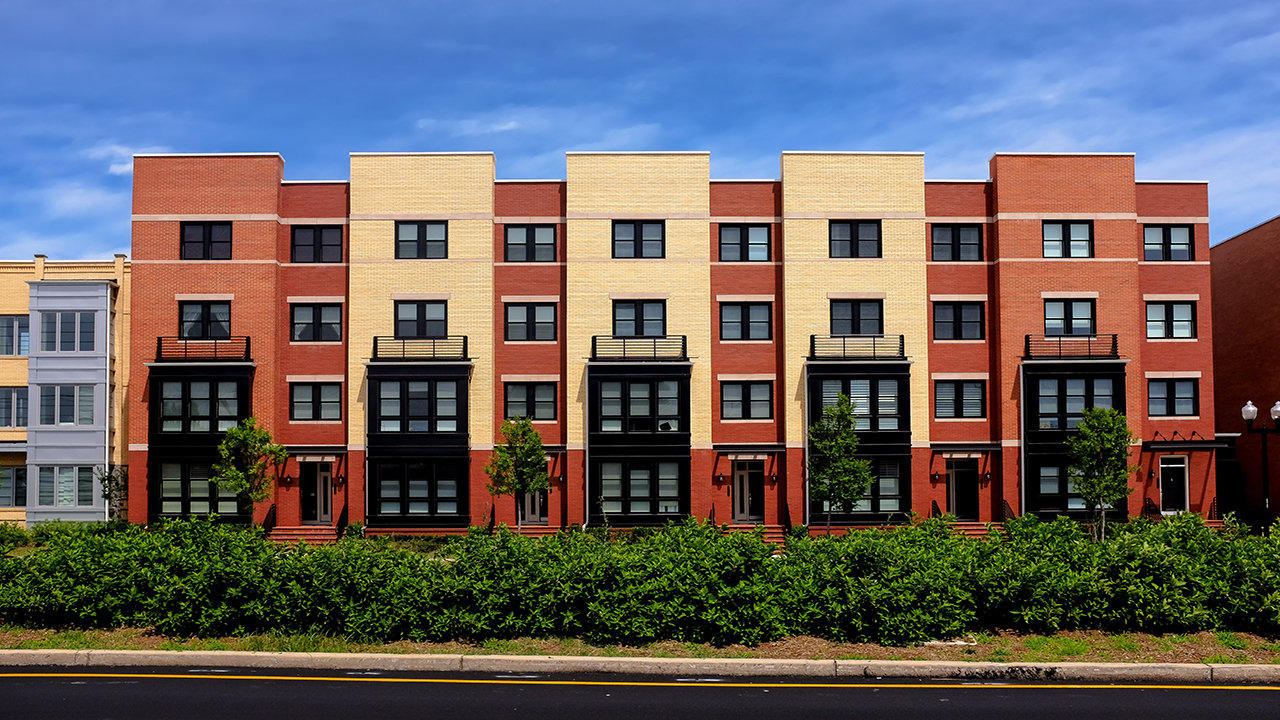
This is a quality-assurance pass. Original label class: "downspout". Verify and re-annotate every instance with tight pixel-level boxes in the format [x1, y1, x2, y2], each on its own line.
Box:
[1018, 363, 1026, 515]
[802, 362, 809, 527]
[581, 366, 591, 529]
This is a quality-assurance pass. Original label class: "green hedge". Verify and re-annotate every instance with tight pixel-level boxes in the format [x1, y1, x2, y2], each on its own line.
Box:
[2, 514, 1279, 645]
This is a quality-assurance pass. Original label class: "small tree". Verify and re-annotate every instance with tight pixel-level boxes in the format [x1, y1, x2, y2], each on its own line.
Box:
[484, 416, 550, 533]
[1066, 406, 1138, 542]
[212, 417, 288, 525]
[807, 393, 876, 535]
[95, 466, 128, 521]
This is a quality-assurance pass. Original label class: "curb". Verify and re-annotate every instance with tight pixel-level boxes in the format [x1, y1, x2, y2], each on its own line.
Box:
[1, 649, 1279, 683]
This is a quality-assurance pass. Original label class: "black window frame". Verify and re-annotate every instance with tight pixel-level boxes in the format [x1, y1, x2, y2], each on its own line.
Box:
[157, 379, 244, 434]
[394, 301, 447, 338]
[599, 378, 683, 433]
[718, 224, 770, 262]
[179, 302, 231, 340]
[395, 221, 448, 259]
[933, 302, 984, 340]
[1146, 302, 1196, 339]
[612, 220, 665, 259]
[1148, 379, 1199, 417]
[290, 303, 342, 342]
[817, 458, 904, 514]
[613, 300, 666, 337]
[721, 381, 772, 420]
[1044, 299, 1095, 336]
[1042, 221, 1094, 258]
[504, 224, 557, 262]
[1143, 225, 1194, 262]
[720, 302, 771, 341]
[505, 303, 557, 342]
[0, 315, 30, 356]
[818, 379, 901, 431]
[931, 224, 983, 261]
[290, 382, 342, 421]
[505, 382, 556, 421]
[373, 378, 463, 434]
[1034, 464, 1087, 513]
[290, 225, 343, 263]
[181, 222, 232, 260]
[935, 380, 986, 419]
[372, 460, 465, 518]
[829, 220, 882, 258]
[830, 300, 883, 336]
[1036, 377, 1116, 430]
[597, 459, 684, 516]
[155, 461, 242, 517]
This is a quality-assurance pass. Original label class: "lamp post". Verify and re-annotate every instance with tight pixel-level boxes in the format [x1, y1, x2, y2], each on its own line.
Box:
[1241, 401, 1280, 516]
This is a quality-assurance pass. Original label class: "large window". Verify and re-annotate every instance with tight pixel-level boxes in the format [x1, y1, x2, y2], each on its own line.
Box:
[1036, 465, 1085, 512]
[291, 226, 343, 263]
[0, 467, 26, 508]
[1144, 225, 1193, 261]
[505, 303, 556, 341]
[600, 460, 682, 515]
[375, 379, 461, 433]
[1146, 302, 1195, 339]
[181, 222, 232, 260]
[506, 383, 555, 420]
[613, 301, 665, 337]
[931, 225, 982, 261]
[158, 462, 239, 516]
[935, 381, 985, 419]
[40, 312, 94, 352]
[820, 379, 899, 431]
[395, 301, 447, 338]
[600, 379, 681, 432]
[38, 385, 93, 426]
[374, 461, 463, 517]
[180, 303, 230, 340]
[158, 380, 241, 433]
[719, 225, 770, 261]
[831, 300, 883, 335]
[0, 387, 27, 427]
[37, 466, 96, 507]
[830, 221, 881, 258]
[1043, 221, 1093, 258]
[1037, 377, 1114, 429]
[396, 221, 448, 259]
[1044, 300, 1094, 336]
[291, 383, 341, 421]
[720, 303, 770, 340]
[613, 221, 664, 258]
[1149, 379, 1198, 417]
[505, 225, 556, 262]
[291, 304, 341, 342]
[721, 382, 771, 420]
[933, 303, 983, 340]
[0, 316, 29, 356]
[819, 459, 903, 514]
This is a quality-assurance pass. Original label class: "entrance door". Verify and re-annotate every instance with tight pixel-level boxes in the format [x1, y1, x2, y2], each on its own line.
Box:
[732, 460, 765, 523]
[1160, 457, 1187, 513]
[301, 462, 332, 524]
[947, 459, 980, 521]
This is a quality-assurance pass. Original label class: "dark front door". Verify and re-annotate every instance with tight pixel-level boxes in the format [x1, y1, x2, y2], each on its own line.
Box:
[300, 462, 332, 524]
[1160, 460, 1187, 513]
[948, 459, 980, 521]
[733, 460, 765, 523]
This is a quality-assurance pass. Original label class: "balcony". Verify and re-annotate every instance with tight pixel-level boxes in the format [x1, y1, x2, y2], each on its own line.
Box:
[591, 335, 687, 361]
[372, 336, 469, 361]
[808, 334, 905, 360]
[1024, 334, 1119, 360]
[154, 336, 251, 362]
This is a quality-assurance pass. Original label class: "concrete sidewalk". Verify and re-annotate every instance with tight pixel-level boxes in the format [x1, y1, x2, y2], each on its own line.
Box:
[2, 649, 1279, 683]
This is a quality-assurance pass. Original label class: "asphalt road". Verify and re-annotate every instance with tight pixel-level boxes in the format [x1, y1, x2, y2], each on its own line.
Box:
[4, 666, 1278, 720]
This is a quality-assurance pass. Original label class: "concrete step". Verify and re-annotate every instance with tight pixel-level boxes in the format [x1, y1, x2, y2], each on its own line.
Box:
[268, 525, 340, 544]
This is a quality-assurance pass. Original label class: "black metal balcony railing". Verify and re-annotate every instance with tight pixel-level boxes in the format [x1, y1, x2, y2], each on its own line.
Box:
[372, 336, 469, 361]
[808, 334, 906, 360]
[1024, 334, 1119, 360]
[591, 335, 688, 361]
[154, 336, 252, 362]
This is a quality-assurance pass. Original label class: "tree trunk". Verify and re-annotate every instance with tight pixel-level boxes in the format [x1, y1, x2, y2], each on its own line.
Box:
[826, 506, 832, 536]
[515, 494, 522, 535]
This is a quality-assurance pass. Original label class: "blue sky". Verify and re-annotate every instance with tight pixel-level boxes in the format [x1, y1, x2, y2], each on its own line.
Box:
[1, 0, 1277, 259]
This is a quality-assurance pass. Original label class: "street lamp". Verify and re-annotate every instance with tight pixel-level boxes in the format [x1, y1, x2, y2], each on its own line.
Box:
[1241, 401, 1280, 513]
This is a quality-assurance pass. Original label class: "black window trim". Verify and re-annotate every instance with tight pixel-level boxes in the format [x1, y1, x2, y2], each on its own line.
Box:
[1148, 378, 1199, 418]
[1145, 301, 1197, 339]
[933, 302, 984, 341]
[373, 378, 464, 434]
[829, 220, 883, 259]
[934, 380, 986, 419]
[504, 224, 558, 262]
[394, 300, 448, 339]
[598, 378, 684, 434]
[504, 302, 558, 342]
[1034, 376, 1119, 430]
[290, 225, 344, 263]
[1043, 299, 1096, 336]
[1042, 220, 1094, 259]
[395, 220, 449, 259]
[156, 379, 245, 434]
[719, 302, 772, 341]
[290, 303, 343, 343]
[180, 221, 232, 260]
[289, 382, 343, 422]
[179, 302, 231, 340]
[720, 381, 773, 420]
[612, 220, 666, 259]
[830, 299, 884, 336]
[612, 300, 667, 338]
[930, 223, 984, 262]
[1143, 224, 1195, 262]
[718, 224, 771, 262]
[504, 382, 557, 421]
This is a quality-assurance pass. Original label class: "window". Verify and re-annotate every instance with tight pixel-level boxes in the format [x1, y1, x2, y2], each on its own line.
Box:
[0, 467, 26, 508]
[830, 221, 881, 258]
[395, 301, 447, 338]
[719, 225, 770, 261]
[505, 225, 556, 262]
[38, 385, 93, 426]
[180, 303, 230, 340]
[820, 379, 900, 430]
[1044, 300, 1094, 336]
[181, 222, 232, 260]
[600, 380, 682, 432]
[158, 380, 241, 432]
[39, 312, 94, 351]
[1037, 465, 1085, 512]
[613, 301, 665, 337]
[721, 382, 771, 419]
[158, 462, 239, 516]
[37, 466, 95, 507]
[374, 461, 463, 516]
[0, 388, 27, 427]
[933, 303, 983, 340]
[1144, 225, 1193, 261]
[291, 225, 343, 263]
[1037, 377, 1115, 429]
[931, 225, 982, 261]
[1149, 379, 1198, 417]
[831, 300, 883, 335]
[1146, 302, 1195, 339]
[599, 460, 682, 515]
[935, 381, 985, 419]
[291, 304, 342, 342]
[505, 303, 556, 341]
[819, 459, 902, 514]
[395, 221, 448, 259]
[291, 383, 341, 421]
[720, 303, 770, 340]
[506, 383, 555, 420]
[1042, 221, 1093, 258]
[375, 379, 461, 433]
[612, 221, 664, 258]
[0, 316, 29, 356]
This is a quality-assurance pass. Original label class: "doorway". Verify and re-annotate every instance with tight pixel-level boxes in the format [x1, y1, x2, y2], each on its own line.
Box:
[947, 458, 980, 522]
[732, 460, 765, 523]
[300, 462, 332, 524]
[1160, 456, 1188, 513]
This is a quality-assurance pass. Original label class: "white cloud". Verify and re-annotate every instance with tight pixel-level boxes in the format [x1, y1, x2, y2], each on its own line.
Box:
[39, 183, 129, 219]
[85, 142, 168, 175]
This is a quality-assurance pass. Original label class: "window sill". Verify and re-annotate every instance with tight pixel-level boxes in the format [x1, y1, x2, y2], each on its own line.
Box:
[290, 420, 343, 425]
[933, 417, 987, 422]
[1145, 338, 1198, 342]
[504, 340, 558, 345]
[289, 341, 343, 346]
[1149, 415, 1199, 420]
[719, 339, 773, 344]
[933, 339, 985, 344]
[720, 418, 774, 424]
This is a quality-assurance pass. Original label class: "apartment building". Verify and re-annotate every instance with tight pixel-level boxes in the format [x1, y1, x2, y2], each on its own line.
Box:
[125, 151, 1218, 538]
